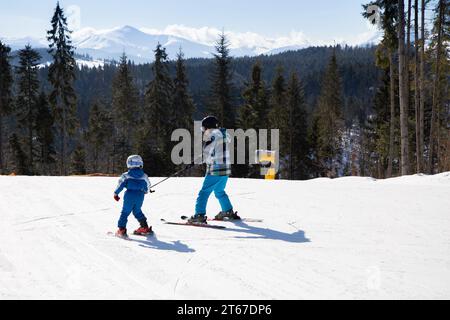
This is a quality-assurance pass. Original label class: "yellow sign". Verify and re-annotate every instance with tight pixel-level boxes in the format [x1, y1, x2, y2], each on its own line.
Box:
[256, 150, 277, 180]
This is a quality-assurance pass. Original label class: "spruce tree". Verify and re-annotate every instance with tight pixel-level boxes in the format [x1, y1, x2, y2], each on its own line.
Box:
[363, 0, 399, 177]
[35, 92, 56, 175]
[47, 1, 78, 175]
[235, 63, 267, 178]
[141, 44, 174, 175]
[9, 134, 29, 175]
[315, 50, 345, 178]
[86, 101, 111, 173]
[267, 66, 288, 178]
[16, 45, 41, 174]
[370, 68, 394, 178]
[419, 0, 427, 174]
[286, 72, 309, 180]
[428, 0, 449, 173]
[269, 66, 288, 131]
[209, 32, 235, 128]
[239, 62, 269, 130]
[414, 0, 421, 173]
[111, 53, 139, 155]
[398, 0, 410, 176]
[0, 41, 13, 174]
[71, 144, 86, 175]
[172, 49, 195, 131]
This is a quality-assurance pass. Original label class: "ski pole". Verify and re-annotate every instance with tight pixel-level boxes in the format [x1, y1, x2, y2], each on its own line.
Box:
[149, 164, 195, 192]
[149, 153, 204, 193]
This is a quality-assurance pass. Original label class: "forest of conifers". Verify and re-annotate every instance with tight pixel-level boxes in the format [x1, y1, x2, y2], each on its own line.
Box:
[0, 0, 448, 179]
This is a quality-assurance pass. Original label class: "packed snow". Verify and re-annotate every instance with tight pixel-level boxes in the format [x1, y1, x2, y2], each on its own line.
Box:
[0, 173, 449, 300]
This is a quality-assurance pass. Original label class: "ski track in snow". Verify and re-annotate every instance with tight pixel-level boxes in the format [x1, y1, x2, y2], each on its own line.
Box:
[0, 174, 449, 299]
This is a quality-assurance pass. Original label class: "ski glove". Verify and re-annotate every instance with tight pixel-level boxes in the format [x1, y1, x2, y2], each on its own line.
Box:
[114, 194, 120, 202]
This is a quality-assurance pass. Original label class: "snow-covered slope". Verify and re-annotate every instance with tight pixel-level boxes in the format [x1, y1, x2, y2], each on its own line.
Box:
[0, 173, 449, 299]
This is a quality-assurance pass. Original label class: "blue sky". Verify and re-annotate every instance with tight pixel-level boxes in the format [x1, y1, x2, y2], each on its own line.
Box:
[0, 0, 372, 42]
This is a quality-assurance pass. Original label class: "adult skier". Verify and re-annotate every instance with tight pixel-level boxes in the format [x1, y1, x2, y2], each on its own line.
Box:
[114, 155, 152, 238]
[187, 116, 240, 224]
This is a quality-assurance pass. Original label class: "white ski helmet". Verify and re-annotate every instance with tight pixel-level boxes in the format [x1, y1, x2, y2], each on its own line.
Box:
[127, 155, 144, 169]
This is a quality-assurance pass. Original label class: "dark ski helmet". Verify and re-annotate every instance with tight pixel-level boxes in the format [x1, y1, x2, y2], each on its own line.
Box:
[201, 116, 219, 132]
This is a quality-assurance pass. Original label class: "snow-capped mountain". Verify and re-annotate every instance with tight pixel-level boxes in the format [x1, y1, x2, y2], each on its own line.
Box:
[72, 25, 215, 63]
[3, 36, 48, 50]
[1, 25, 311, 63]
[2, 25, 381, 64]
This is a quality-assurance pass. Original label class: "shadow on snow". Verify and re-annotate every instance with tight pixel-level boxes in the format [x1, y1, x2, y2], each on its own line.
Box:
[131, 234, 195, 253]
[222, 221, 311, 244]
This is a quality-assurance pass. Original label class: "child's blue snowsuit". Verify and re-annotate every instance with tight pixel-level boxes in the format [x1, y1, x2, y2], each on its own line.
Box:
[195, 128, 233, 215]
[114, 168, 151, 229]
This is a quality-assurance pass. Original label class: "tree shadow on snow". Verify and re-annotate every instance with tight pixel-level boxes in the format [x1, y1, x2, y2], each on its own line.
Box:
[222, 221, 311, 244]
[131, 234, 195, 253]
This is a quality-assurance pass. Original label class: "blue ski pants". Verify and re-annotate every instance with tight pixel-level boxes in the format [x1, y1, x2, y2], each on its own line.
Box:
[118, 190, 147, 228]
[195, 175, 233, 215]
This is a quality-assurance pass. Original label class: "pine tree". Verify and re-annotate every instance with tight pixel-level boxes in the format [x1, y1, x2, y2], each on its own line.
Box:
[398, 0, 410, 175]
[315, 50, 345, 178]
[235, 63, 267, 178]
[419, 0, 427, 174]
[209, 32, 235, 128]
[112, 53, 139, 139]
[172, 49, 195, 132]
[0, 41, 13, 174]
[35, 92, 56, 175]
[140, 44, 174, 175]
[9, 134, 29, 175]
[86, 101, 111, 173]
[71, 144, 86, 175]
[269, 66, 288, 132]
[428, 0, 449, 173]
[414, 0, 421, 173]
[239, 62, 269, 130]
[286, 72, 310, 180]
[16, 45, 41, 174]
[267, 66, 288, 178]
[363, 1, 400, 177]
[47, 1, 78, 175]
[370, 68, 396, 177]
[111, 53, 139, 156]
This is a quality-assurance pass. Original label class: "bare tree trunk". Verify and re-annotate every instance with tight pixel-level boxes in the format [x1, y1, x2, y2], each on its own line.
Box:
[0, 113, 3, 174]
[428, 0, 444, 174]
[398, 0, 410, 176]
[289, 97, 293, 180]
[387, 52, 396, 178]
[60, 103, 67, 176]
[419, 0, 426, 172]
[93, 147, 98, 173]
[414, 0, 421, 173]
[406, 0, 412, 139]
[60, 126, 65, 176]
[27, 71, 33, 175]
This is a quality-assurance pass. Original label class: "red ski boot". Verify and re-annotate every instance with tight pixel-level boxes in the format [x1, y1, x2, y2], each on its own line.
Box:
[134, 220, 153, 236]
[115, 228, 128, 239]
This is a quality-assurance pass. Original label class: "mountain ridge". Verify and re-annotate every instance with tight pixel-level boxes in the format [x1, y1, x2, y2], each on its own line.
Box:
[2, 25, 381, 64]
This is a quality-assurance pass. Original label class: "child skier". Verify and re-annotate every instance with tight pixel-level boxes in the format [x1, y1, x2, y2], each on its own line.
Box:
[188, 116, 240, 224]
[114, 155, 152, 238]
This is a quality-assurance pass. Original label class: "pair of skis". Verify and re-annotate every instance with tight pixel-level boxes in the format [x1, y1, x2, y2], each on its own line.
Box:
[161, 215, 263, 230]
[109, 215, 263, 239]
